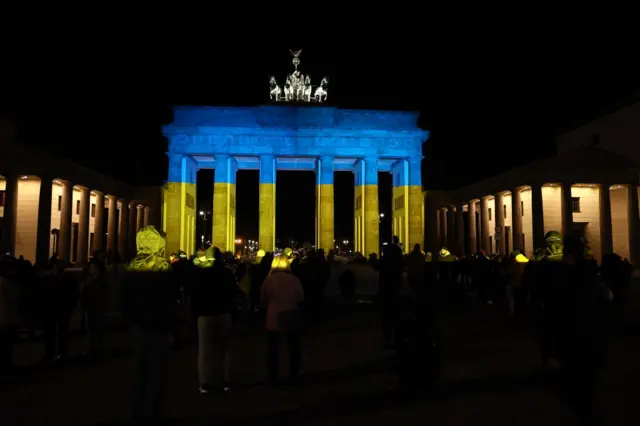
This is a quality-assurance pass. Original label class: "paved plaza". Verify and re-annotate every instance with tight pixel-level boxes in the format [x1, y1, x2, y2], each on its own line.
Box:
[1, 300, 639, 426]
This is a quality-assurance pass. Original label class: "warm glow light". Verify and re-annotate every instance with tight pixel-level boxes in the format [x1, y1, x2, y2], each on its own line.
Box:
[379, 213, 385, 218]
[199, 211, 204, 215]
[235, 238, 242, 244]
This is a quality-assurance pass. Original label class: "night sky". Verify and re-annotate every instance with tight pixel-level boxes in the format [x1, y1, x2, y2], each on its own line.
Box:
[3, 38, 638, 245]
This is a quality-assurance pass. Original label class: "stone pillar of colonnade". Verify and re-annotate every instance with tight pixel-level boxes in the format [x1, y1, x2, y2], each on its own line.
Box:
[494, 192, 506, 256]
[560, 182, 574, 238]
[406, 158, 424, 251]
[316, 156, 335, 254]
[446, 208, 455, 251]
[259, 155, 276, 253]
[626, 183, 640, 265]
[480, 197, 490, 254]
[0, 174, 17, 255]
[353, 158, 379, 255]
[128, 202, 137, 255]
[118, 199, 129, 260]
[531, 184, 545, 250]
[456, 204, 465, 257]
[599, 183, 613, 257]
[468, 200, 477, 254]
[35, 176, 53, 266]
[58, 180, 73, 262]
[93, 191, 105, 252]
[76, 186, 91, 264]
[143, 207, 150, 227]
[212, 154, 237, 254]
[391, 158, 423, 252]
[136, 205, 144, 233]
[511, 188, 523, 252]
[163, 153, 197, 257]
[106, 195, 118, 258]
[439, 209, 447, 249]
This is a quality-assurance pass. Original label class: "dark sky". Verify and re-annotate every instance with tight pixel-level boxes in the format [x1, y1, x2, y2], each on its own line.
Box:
[3, 37, 638, 244]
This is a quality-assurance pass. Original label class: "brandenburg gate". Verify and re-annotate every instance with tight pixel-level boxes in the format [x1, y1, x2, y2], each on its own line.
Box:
[161, 51, 429, 256]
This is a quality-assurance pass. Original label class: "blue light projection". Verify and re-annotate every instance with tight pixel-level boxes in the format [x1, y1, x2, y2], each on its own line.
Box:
[163, 105, 429, 183]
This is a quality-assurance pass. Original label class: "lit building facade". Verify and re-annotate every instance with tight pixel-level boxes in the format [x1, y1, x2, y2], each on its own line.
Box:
[0, 119, 160, 265]
[162, 106, 429, 257]
[426, 102, 640, 264]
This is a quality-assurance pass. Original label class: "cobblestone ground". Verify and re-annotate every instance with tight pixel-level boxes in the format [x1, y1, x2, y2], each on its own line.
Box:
[2, 295, 640, 426]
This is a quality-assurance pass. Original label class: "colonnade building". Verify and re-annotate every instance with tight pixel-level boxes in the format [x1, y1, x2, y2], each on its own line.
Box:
[0, 119, 161, 265]
[427, 102, 640, 264]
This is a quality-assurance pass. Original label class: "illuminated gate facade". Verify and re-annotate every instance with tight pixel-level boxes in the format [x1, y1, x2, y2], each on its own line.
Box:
[162, 105, 429, 257]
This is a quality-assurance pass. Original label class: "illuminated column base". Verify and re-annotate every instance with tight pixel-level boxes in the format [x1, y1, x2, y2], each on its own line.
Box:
[316, 183, 334, 253]
[163, 182, 197, 257]
[355, 184, 379, 255]
[212, 182, 236, 253]
[259, 183, 276, 252]
[408, 185, 424, 251]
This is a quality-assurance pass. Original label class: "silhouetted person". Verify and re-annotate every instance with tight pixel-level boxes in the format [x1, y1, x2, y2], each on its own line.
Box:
[81, 257, 107, 357]
[542, 236, 609, 426]
[0, 260, 20, 371]
[122, 226, 176, 426]
[378, 242, 404, 348]
[41, 260, 79, 363]
[192, 247, 238, 393]
[262, 255, 305, 385]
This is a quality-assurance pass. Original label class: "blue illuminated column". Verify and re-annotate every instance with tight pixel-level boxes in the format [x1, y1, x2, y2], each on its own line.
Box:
[316, 156, 334, 253]
[163, 153, 198, 257]
[213, 154, 237, 253]
[354, 158, 379, 255]
[259, 154, 276, 252]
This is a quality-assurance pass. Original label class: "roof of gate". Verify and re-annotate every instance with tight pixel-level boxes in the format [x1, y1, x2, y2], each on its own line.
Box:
[163, 105, 428, 135]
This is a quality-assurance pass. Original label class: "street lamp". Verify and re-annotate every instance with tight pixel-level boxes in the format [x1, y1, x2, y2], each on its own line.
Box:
[199, 211, 204, 216]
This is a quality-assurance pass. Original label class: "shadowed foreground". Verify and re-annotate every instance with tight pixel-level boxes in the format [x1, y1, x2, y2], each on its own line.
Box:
[1, 302, 639, 426]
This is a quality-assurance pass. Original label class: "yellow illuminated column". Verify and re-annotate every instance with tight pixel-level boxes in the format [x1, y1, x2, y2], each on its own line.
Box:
[398, 158, 424, 252]
[212, 154, 237, 253]
[316, 156, 334, 253]
[259, 155, 276, 252]
[163, 153, 197, 257]
[391, 160, 409, 248]
[354, 158, 379, 255]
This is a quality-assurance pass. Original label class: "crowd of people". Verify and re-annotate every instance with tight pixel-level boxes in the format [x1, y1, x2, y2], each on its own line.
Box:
[0, 226, 633, 425]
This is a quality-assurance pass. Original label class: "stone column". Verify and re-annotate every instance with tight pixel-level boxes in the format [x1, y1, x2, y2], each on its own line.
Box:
[118, 199, 129, 260]
[425, 203, 439, 254]
[561, 182, 574, 237]
[599, 184, 613, 256]
[93, 192, 105, 251]
[163, 153, 197, 257]
[531, 184, 545, 250]
[0, 174, 18, 255]
[468, 201, 477, 254]
[495, 192, 505, 255]
[106, 195, 118, 256]
[456, 204, 465, 257]
[480, 196, 490, 254]
[76, 187, 90, 264]
[627, 184, 640, 265]
[136, 205, 144, 232]
[213, 155, 237, 253]
[128, 202, 137, 255]
[407, 158, 424, 251]
[143, 206, 150, 227]
[438, 209, 447, 248]
[446, 208, 455, 250]
[511, 188, 523, 251]
[353, 158, 379, 255]
[259, 154, 276, 252]
[316, 156, 334, 253]
[35, 176, 53, 266]
[58, 181, 73, 261]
